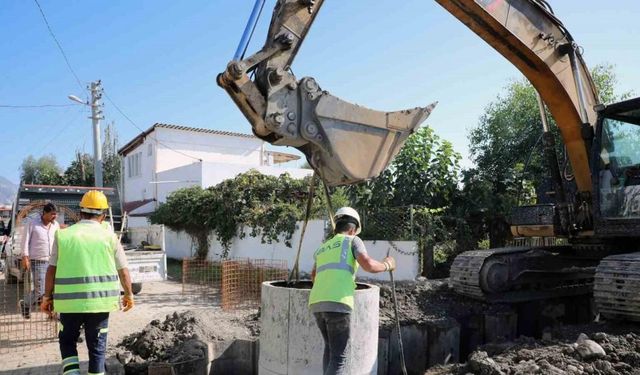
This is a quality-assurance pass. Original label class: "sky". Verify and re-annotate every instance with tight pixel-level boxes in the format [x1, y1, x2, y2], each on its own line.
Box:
[1, 0, 639, 184]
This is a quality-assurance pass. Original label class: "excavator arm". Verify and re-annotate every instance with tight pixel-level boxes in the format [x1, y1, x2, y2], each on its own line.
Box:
[218, 0, 436, 186]
[219, 0, 600, 193]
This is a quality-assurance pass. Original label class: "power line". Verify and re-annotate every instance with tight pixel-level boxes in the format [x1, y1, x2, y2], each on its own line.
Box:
[102, 90, 202, 162]
[0, 104, 78, 109]
[39, 107, 87, 151]
[33, 0, 85, 93]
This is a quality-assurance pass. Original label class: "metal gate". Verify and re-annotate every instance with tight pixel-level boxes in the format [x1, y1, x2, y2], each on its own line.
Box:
[1, 244, 57, 354]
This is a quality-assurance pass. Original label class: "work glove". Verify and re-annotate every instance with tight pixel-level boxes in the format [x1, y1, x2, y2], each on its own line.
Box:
[122, 294, 135, 312]
[40, 296, 53, 318]
[383, 256, 396, 272]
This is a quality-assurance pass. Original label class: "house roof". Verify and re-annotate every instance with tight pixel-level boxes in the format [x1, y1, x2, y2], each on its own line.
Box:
[118, 123, 258, 156]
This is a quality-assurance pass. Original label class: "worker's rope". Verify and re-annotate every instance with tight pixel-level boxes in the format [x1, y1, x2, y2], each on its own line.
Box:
[317, 164, 335, 231]
[288, 172, 317, 284]
[387, 248, 408, 375]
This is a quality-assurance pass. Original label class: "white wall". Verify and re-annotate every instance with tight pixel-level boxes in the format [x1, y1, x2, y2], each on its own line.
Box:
[162, 220, 420, 281]
[155, 162, 203, 203]
[122, 138, 156, 203]
[200, 162, 313, 188]
[154, 127, 263, 173]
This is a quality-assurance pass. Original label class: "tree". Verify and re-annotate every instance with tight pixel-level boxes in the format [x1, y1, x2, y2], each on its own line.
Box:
[20, 154, 64, 185]
[60, 123, 121, 187]
[63, 151, 94, 186]
[150, 170, 326, 258]
[461, 64, 630, 247]
[345, 127, 461, 211]
[102, 122, 121, 187]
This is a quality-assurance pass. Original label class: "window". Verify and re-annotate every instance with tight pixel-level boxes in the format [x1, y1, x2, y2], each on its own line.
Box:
[147, 143, 153, 157]
[127, 152, 142, 178]
[599, 110, 640, 218]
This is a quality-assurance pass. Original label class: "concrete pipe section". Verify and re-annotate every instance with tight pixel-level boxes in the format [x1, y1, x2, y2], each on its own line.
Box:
[260, 281, 380, 374]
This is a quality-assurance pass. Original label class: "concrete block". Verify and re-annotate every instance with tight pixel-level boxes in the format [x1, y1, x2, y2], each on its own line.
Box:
[210, 339, 257, 375]
[105, 357, 125, 375]
[426, 318, 460, 367]
[388, 325, 428, 375]
[485, 309, 517, 343]
[458, 314, 484, 359]
[377, 335, 390, 375]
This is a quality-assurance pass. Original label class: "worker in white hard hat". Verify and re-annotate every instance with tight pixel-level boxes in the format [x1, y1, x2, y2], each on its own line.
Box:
[309, 207, 396, 374]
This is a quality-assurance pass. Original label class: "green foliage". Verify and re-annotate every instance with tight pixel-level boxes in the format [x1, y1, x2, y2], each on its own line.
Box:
[345, 127, 461, 212]
[458, 64, 626, 247]
[20, 154, 64, 185]
[64, 152, 94, 186]
[102, 122, 122, 187]
[151, 170, 320, 258]
[20, 124, 121, 188]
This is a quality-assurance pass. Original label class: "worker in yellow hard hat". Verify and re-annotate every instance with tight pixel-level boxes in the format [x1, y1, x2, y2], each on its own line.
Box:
[41, 190, 134, 375]
[309, 207, 396, 374]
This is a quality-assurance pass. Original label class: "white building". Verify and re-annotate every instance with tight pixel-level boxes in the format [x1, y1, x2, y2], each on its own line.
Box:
[118, 123, 312, 224]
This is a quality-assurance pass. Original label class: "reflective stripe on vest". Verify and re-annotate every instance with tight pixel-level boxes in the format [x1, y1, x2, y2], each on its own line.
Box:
[309, 234, 358, 309]
[53, 222, 120, 313]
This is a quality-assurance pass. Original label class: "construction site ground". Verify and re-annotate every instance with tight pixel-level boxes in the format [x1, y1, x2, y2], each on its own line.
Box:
[2, 276, 640, 374]
[0, 279, 248, 375]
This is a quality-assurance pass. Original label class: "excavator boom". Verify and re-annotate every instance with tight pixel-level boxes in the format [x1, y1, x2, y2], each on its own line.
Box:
[436, 0, 599, 193]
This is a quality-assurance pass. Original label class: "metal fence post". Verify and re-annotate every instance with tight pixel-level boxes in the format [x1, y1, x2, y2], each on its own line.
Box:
[409, 205, 414, 239]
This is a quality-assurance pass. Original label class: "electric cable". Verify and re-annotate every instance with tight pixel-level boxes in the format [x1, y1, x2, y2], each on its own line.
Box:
[33, 0, 85, 93]
[102, 90, 203, 162]
[0, 104, 78, 109]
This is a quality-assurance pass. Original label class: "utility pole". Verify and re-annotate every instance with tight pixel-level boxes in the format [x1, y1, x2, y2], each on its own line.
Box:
[90, 80, 104, 187]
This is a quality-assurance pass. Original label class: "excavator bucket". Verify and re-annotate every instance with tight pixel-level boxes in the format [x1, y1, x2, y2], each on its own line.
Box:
[304, 92, 436, 185]
[218, 0, 437, 186]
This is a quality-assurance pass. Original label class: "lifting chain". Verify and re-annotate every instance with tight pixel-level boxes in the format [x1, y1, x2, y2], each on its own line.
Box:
[387, 240, 420, 256]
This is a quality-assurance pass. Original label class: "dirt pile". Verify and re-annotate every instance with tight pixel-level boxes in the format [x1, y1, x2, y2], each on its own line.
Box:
[427, 325, 640, 375]
[375, 279, 487, 329]
[111, 309, 259, 373]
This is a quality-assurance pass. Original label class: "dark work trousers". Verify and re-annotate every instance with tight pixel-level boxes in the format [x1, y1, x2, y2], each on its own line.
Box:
[59, 312, 109, 375]
[314, 312, 351, 375]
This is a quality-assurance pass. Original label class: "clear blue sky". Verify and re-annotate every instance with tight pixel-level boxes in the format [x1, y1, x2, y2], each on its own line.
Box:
[1, 0, 639, 184]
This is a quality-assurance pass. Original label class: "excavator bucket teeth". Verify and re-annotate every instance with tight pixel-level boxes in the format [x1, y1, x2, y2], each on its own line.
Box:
[303, 93, 437, 186]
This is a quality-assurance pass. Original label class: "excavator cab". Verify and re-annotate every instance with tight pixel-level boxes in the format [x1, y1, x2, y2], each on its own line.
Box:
[593, 97, 640, 235]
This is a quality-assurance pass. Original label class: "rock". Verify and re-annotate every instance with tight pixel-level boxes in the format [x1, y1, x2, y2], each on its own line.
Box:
[538, 360, 565, 375]
[593, 360, 614, 373]
[541, 331, 553, 341]
[116, 350, 133, 365]
[513, 360, 539, 375]
[468, 351, 505, 375]
[576, 333, 589, 343]
[415, 276, 427, 282]
[516, 349, 535, 361]
[593, 332, 608, 342]
[576, 339, 606, 360]
[105, 357, 125, 375]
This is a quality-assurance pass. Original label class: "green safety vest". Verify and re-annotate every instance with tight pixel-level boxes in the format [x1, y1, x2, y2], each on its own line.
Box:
[53, 222, 120, 313]
[309, 234, 359, 309]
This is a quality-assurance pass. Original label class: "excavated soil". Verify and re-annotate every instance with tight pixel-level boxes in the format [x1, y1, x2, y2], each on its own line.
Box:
[426, 323, 640, 375]
[110, 309, 259, 374]
[374, 279, 488, 329]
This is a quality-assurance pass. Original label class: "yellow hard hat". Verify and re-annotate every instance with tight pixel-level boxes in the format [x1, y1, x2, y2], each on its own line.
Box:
[80, 190, 109, 214]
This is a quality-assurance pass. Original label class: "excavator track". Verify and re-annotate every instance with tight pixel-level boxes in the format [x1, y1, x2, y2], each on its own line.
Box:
[594, 252, 640, 322]
[451, 247, 598, 303]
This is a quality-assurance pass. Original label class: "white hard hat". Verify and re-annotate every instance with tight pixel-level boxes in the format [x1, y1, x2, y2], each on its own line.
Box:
[334, 207, 362, 235]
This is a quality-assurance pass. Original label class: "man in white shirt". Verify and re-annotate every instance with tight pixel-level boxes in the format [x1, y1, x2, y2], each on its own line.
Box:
[19, 202, 60, 318]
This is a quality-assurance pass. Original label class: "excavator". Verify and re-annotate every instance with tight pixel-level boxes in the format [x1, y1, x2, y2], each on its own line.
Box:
[218, 0, 640, 321]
